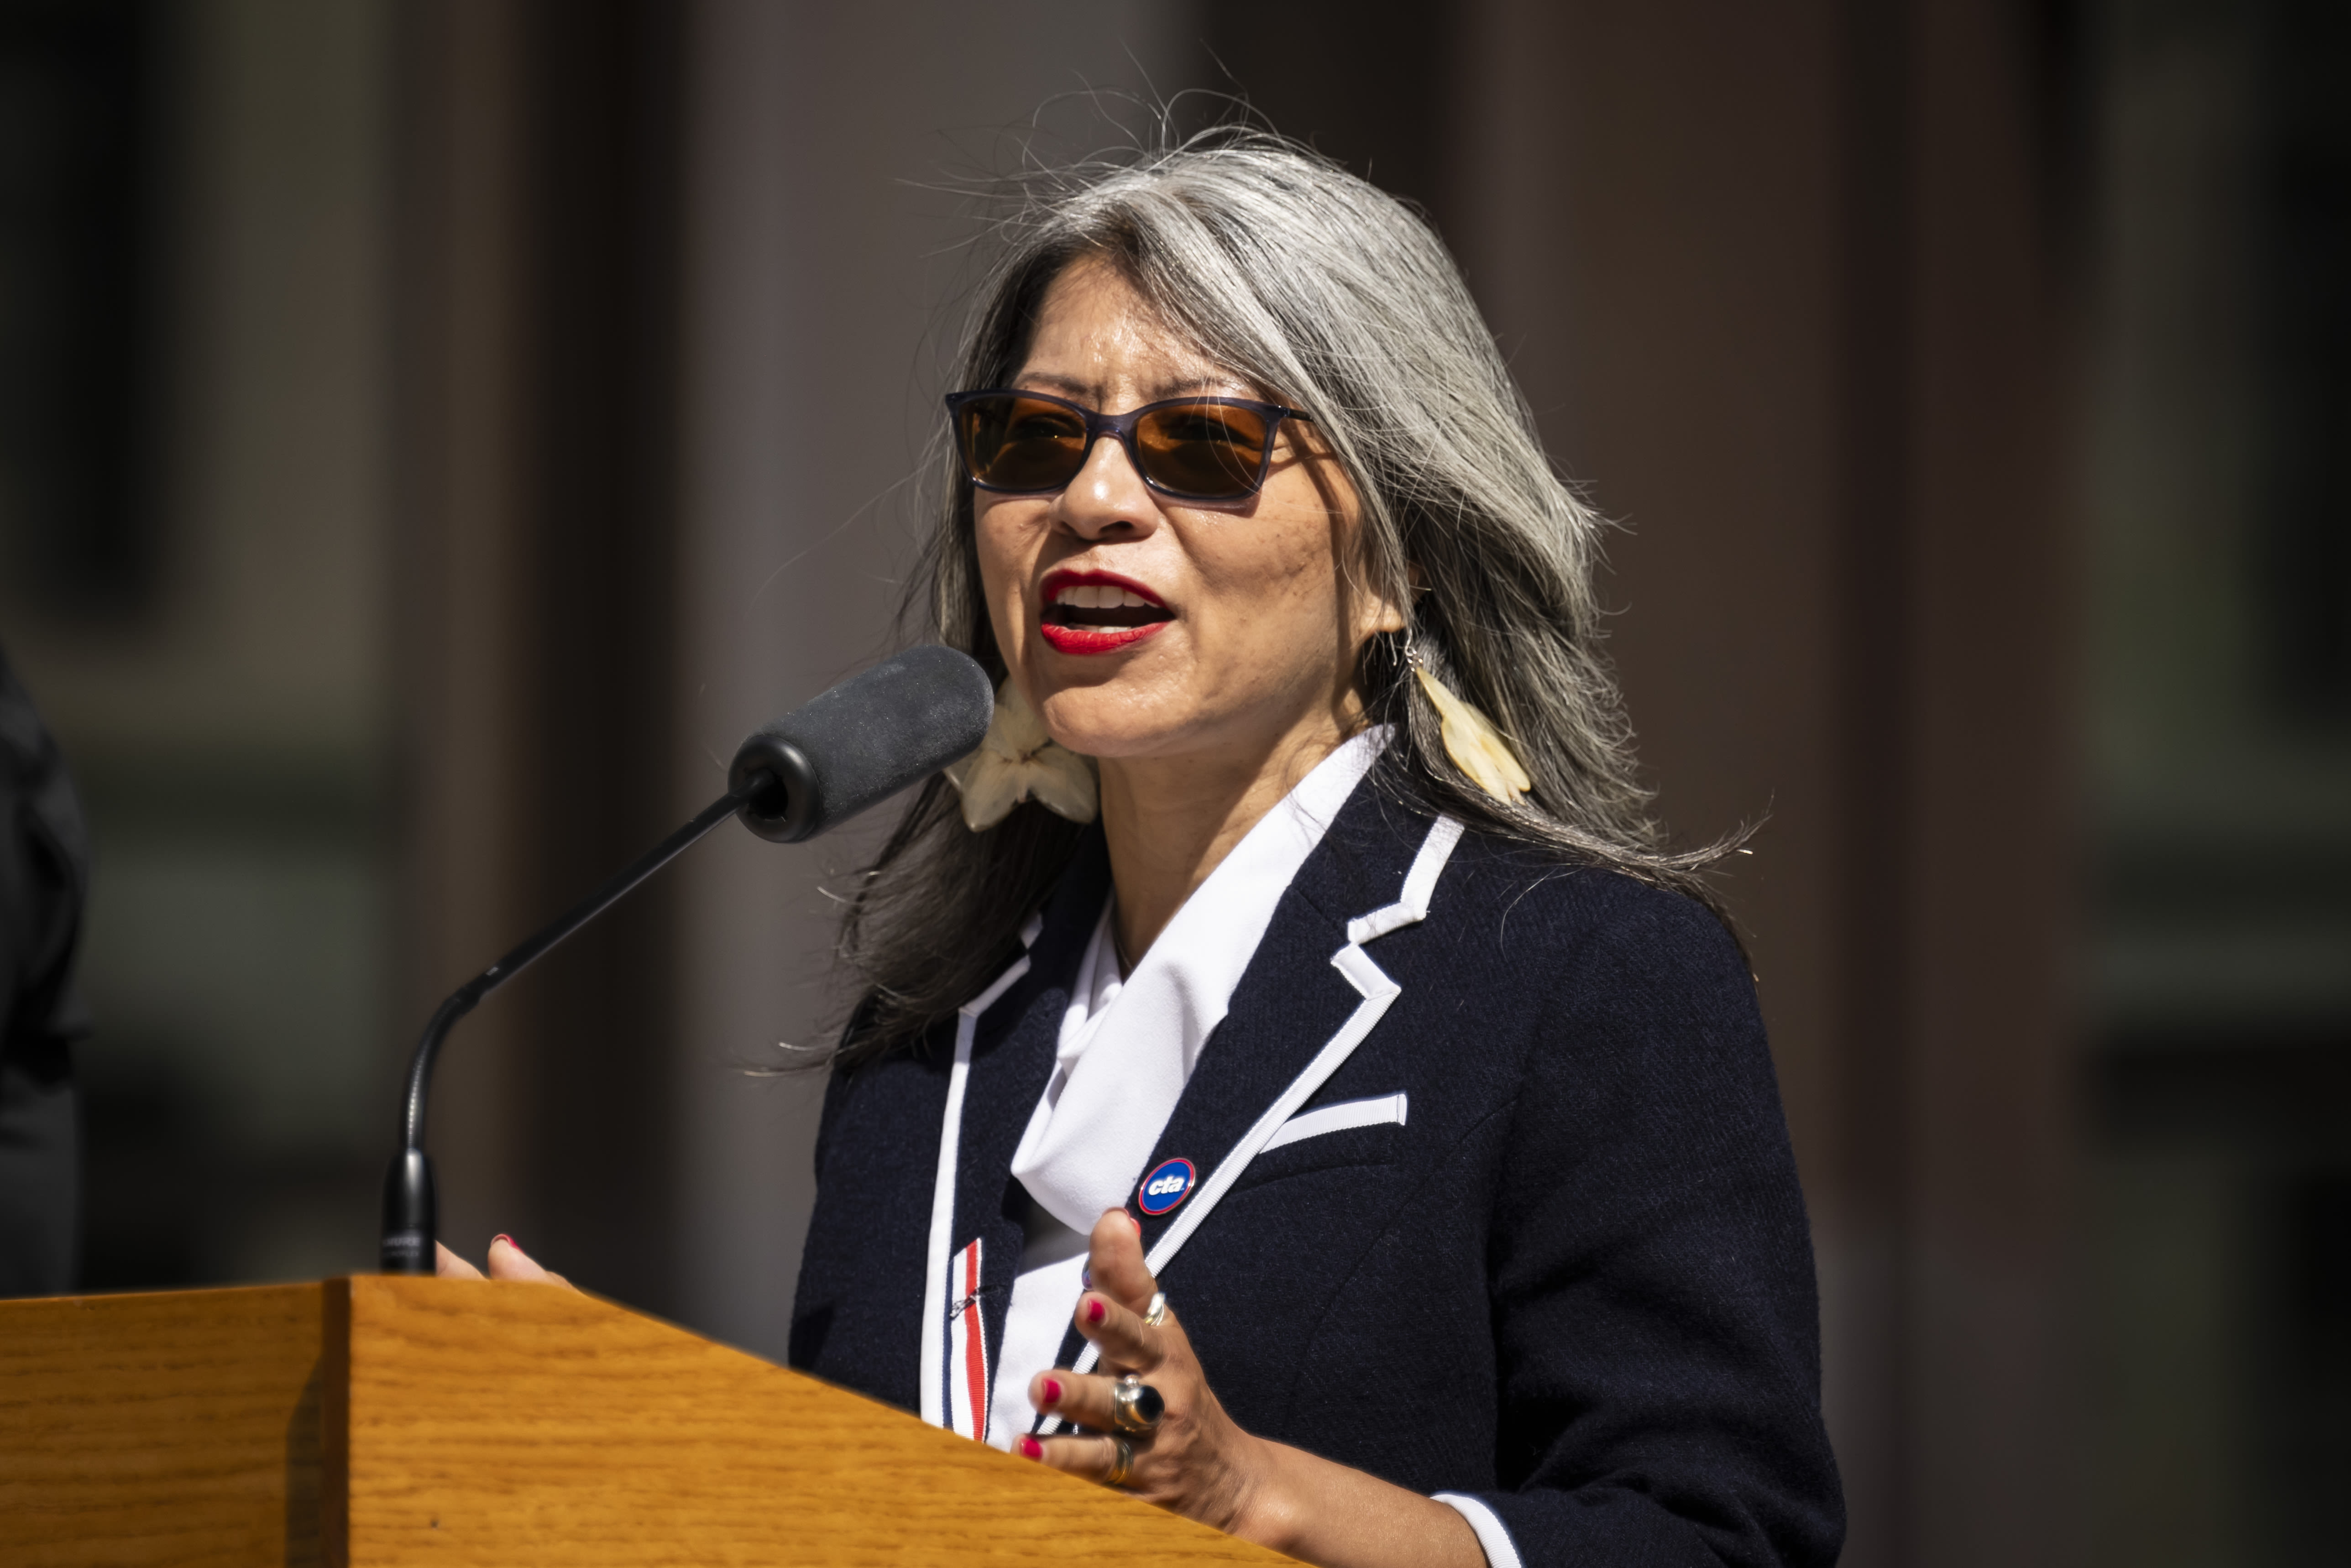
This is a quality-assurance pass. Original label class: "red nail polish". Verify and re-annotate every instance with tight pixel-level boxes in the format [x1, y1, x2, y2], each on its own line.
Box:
[1127, 1213, 1143, 1235]
[1042, 1377, 1063, 1404]
[1086, 1299, 1106, 1324]
[492, 1234, 514, 1249]
[1017, 1437, 1043, 1460]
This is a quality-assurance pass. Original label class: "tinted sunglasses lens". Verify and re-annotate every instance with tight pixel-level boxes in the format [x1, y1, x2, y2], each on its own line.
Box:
[1134, 402, 1273, 498]
[958, 395, 1088, 491]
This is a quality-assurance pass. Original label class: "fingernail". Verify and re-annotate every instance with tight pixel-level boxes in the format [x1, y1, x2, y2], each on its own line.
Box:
[492, 1234, 515, 1250]
[1042, 1377, 1063, 1404]
[1017, 1437, 1043, 1460]
[1086, 1298, 1106, 1325]
[1081, 1267, 1092, 1288]
[1127, 1213, 1143, 1235]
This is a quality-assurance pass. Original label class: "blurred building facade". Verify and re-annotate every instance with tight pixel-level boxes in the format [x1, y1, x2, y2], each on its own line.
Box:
[2079, 1, 2351, 1561]
[0, 2, 2343, 1566]
[0, 0, 394, 1287]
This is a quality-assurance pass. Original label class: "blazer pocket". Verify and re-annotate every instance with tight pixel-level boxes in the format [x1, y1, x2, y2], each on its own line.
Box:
[1232, 1093, 1411, 1189]
[1262, 1092, 1407, 1151]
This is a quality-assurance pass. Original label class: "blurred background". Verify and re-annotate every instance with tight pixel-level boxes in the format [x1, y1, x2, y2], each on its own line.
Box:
[0, 0, 2343, 1563]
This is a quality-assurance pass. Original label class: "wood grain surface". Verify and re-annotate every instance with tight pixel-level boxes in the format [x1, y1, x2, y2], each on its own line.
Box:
[0, 1282, 328, 1568]
[0, 1278, 1292, 1565]
[336, 1274, 1290, 1565]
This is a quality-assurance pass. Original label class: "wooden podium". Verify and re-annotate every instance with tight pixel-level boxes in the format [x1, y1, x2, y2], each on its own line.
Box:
[0, 1275, 1292, 1565]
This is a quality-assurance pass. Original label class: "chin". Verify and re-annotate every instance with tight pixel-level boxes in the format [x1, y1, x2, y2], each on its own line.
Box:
[1032, 684, 1192, 761]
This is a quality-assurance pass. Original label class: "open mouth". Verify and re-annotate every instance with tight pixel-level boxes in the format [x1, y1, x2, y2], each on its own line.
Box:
[1039, 570, 1173, 654]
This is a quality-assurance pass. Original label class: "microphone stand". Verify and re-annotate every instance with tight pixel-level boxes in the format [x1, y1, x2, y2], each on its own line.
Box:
[379, 769, 780, 1273]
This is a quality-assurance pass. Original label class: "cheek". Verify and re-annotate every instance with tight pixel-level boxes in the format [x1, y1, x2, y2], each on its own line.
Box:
[973, 505, 1017, 590]
[1191, 519, 1343, 666]
[974, 506, 1039, 628]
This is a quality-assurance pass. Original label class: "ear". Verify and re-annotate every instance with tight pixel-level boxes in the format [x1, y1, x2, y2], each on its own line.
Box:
[1350, 547, 1414, 641]
[1360, 580, 1410, 638]
[1299, 431, 1411, 645]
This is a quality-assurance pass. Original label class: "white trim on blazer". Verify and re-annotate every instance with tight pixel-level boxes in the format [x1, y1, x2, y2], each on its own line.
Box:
[916, 917, 1039, 1432]
[1262, 1091, 1409, 1151]
[1039, 812, 1466, 1409]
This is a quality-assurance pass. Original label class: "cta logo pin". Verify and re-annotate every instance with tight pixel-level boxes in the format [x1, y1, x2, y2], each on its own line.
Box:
[1137, 1156, 1197, 1216]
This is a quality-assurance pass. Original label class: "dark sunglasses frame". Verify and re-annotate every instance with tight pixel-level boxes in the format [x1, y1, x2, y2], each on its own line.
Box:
[944, 388, 1314, 503]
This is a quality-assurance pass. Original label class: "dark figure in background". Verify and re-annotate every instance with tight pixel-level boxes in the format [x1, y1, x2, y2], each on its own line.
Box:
[0, 642, 90, 1296]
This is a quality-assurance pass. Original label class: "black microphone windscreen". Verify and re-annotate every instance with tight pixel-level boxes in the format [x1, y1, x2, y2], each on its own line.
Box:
[728, 646, 994, 843]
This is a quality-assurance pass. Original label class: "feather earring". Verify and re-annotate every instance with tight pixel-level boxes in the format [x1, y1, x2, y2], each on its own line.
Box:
[1411, 653, 1533, 804]
[943, 676, 1099, 830]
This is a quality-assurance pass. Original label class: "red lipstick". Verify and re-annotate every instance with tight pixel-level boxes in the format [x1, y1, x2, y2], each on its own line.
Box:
[1038, 570, 1173, 656]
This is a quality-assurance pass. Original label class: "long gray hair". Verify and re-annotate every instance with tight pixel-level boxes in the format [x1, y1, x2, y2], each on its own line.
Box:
[836, 128, 1733, 1065]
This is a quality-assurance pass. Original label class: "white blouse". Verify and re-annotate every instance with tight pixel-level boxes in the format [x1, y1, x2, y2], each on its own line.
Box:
[984, 729, 1385, 1448]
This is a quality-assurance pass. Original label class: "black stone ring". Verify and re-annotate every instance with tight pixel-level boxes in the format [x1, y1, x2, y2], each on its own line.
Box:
[1110, 1375, 1166, 1435]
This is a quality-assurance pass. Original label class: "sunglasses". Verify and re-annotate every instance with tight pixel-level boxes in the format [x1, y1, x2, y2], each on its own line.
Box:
[945, 388, 1312, 503]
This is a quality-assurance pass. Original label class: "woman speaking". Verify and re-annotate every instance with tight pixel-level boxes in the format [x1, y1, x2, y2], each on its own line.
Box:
[790, 134, 1842, 1568]
[450, 131, 1842, 1568]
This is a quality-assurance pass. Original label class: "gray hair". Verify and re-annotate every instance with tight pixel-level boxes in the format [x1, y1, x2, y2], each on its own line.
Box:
[836, 128, 1734, 1064]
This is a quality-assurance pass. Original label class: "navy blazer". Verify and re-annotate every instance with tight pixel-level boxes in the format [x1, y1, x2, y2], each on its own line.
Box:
[790, 784, 1844, 1568]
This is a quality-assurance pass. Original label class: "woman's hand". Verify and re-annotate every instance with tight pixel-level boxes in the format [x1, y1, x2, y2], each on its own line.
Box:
[434, 1234, 575, 1287]
[1021, 1210, 1267, 1531]
[1019, 1211, 1484, 1568]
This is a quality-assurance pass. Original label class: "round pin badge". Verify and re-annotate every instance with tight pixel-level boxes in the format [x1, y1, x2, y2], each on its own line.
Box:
[1136, 1157, 1197, 1216]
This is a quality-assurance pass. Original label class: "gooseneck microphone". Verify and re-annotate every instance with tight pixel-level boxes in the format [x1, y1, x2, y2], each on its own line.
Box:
[380, 645, 994, 1273]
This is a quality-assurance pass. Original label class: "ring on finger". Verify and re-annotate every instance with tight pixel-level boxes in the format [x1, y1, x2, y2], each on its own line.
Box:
[1104, 1435, 1135, 1488]
[1142, 1291, 1168, 1328]
[1110, 1374, 1165, 1436]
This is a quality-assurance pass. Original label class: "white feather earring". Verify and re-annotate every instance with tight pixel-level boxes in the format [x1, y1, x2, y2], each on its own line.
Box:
[1411, 653, 1533, 803]
[943, 676, 1099, 830]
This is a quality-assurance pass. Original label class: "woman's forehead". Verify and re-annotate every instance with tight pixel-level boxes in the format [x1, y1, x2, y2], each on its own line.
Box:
[1016, 260, 1254, 403]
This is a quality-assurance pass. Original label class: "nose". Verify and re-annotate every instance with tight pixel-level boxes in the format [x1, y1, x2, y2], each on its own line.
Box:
[1053, 429, 1158, 541]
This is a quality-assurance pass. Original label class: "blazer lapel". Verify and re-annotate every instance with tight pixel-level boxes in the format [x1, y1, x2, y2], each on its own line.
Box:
[1039, 788, 1440, 1382]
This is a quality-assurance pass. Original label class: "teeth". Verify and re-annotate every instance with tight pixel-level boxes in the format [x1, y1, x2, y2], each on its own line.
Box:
[1053, 582, 1156, 610]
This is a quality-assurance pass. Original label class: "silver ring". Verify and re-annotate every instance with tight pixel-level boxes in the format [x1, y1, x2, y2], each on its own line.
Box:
[1142, 1291, 1168, 1328]
[1110, 1375, 1165, 1435]
[1104, 1435, 1134, 1488]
